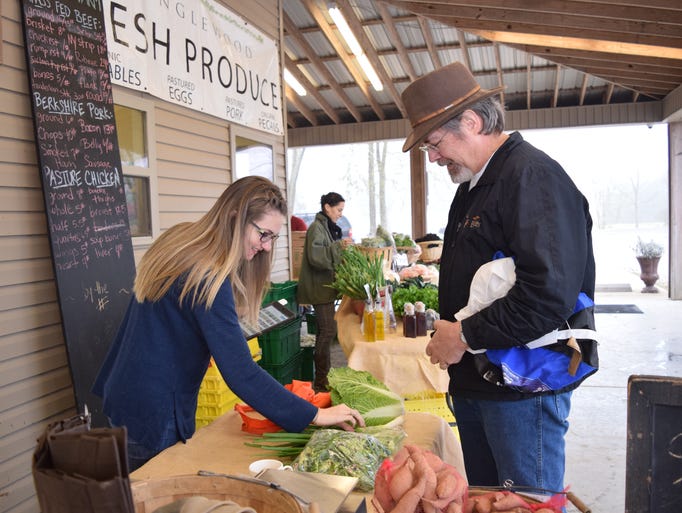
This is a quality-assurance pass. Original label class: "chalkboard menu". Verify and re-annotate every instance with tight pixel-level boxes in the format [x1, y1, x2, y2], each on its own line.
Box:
[21, 0, 136, 427]
[626, 375, 682, 513]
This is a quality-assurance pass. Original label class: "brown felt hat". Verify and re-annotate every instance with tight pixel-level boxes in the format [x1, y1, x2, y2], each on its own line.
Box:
[401, 62, 505, 152]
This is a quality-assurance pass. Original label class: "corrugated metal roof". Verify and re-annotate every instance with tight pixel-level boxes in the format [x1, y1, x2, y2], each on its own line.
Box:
[282, 0, 682, 128]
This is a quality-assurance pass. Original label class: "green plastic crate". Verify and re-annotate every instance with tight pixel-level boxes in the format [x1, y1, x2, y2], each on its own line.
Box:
[259, 349, 303, 385]
[258, 316, 302, 365]
[262, 281, 298, 314]
[305, 312, 317, 334]
[300, 346, 315, 381]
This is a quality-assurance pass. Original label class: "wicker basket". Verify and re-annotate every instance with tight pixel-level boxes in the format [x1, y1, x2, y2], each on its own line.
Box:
[417, 240, 443, 263]
[356, 245, 393, 273]
[131, 474, 305, 513]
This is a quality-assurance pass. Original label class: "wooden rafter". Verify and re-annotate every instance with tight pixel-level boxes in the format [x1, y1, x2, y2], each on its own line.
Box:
[285, 85, 318, 126]
[300, 0, 386, 119]
[336, 0, 406, 116]
[376, 1, 417, 81]
[492, 41, 505, 106]
[283, 12, 363, 122]
[417, 15, 442, 69]
[552, 65, 561, 108]
[526, 53, 532, 109]
[284, 54, 342, 124]
[579, 74, 589, 106]
[457, 29, 472, 71]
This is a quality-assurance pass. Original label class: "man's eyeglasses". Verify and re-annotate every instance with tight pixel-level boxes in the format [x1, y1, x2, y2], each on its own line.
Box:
[418, 131, 448, 154]
[251, 221, 280, 243]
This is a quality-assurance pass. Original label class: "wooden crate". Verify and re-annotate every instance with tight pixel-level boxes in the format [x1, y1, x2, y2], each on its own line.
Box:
[291, 231, 306, 280]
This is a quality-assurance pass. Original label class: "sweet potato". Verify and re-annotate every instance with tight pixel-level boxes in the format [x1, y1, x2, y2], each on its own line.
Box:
[471, 495, 492, 513]
[491, 492, 530, 511]
[388, 460, 416, 501]
[446, 501, 464, 513]
[390, 474, 427, 513]
[423, 449, 446, 473]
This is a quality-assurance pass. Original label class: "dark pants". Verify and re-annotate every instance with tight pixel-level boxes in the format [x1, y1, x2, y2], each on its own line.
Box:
[312, 302, 336, 391]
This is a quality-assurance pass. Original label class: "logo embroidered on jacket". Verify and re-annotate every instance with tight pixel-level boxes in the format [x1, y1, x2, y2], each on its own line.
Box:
[462, 215, 481, 230]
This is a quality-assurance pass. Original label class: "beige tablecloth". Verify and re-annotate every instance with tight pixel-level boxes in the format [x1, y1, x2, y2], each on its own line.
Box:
[336, 297, 449, 397]
[131, 409, 465, 511]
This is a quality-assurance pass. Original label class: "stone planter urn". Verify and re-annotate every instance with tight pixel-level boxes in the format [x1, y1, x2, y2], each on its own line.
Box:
[636, 256, 661, 293]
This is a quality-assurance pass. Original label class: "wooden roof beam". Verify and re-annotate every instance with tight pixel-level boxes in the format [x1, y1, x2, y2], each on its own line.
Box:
[336, 0, 406, 116]
[417, 16, 442, 69]
[457, 29, 472, 71]
[283, 13, 363, 122]
[388, 2, 682, 41]
[301, 0, 386, 120]
[552, 65, 561, 108]
[284, 53, 342, 124]
[461, 28, 682, 60]
[376, 1, 418, 82]
[285, 85, 319, 126]
[493, 41, 505, 106]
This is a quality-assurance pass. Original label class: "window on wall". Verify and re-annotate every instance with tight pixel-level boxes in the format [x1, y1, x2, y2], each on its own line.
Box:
[113, 96, 158, 243]
[234, 136, 274, 180]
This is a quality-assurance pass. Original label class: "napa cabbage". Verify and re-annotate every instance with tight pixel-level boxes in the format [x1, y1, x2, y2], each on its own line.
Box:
[327, 367, 404, 426]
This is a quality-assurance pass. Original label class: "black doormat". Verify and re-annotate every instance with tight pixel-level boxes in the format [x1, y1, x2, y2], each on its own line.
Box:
[595, 304, 643, 314]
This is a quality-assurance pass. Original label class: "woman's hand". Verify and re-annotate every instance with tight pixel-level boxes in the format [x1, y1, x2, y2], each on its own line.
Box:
[311, 404, 365, 431]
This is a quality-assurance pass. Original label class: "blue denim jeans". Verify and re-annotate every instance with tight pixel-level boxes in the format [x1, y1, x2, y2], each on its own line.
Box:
[451, 391, 572, 493]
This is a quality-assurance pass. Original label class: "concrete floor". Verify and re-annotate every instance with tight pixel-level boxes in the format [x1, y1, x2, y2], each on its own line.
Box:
[565, 289, 682, 512]
[326, 286, 682, 513]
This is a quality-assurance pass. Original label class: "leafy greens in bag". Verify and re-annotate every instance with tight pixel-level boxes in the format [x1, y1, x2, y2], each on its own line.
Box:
[327, 368, 404, 426]
[292, 429, 393, 491]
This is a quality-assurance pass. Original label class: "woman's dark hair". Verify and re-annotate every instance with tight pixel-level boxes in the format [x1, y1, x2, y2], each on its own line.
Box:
[320, 192, 345, 210]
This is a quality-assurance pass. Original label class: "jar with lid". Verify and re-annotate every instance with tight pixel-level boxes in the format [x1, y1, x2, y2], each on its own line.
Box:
[403, 302, 416, 338]
[415, 301, 427, 337]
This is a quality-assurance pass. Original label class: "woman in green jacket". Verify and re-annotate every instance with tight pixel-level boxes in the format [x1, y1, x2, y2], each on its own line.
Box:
[297, 192, 350, 391]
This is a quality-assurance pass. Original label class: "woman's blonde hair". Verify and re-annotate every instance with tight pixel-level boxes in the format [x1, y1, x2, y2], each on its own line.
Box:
[133, 176, 287, 323]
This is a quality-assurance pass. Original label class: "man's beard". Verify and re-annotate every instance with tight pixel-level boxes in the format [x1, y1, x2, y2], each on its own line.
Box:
[445, 162, 475, 184]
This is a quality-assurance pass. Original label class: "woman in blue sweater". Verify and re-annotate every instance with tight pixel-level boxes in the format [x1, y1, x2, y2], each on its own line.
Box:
[93, 176, 364, 471]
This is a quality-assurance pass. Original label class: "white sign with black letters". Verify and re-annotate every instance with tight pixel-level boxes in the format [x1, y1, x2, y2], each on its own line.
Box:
[103, 0, 283, 135]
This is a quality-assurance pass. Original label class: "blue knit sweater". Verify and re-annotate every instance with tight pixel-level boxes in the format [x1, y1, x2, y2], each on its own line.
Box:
[92, 277, 317, 453]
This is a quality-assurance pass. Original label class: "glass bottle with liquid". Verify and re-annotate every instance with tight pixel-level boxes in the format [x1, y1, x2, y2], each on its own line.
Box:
[415, 301, 427, 337]
[385, 285, 397, 333]
[363, 299, 376, 342]
[374, 292, 385, 341]
[403, 302, 417, 338]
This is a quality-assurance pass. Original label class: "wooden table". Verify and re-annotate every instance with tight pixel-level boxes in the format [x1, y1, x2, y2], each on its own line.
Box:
[131, 409, 465, 511]
[336, 297, 449, 397]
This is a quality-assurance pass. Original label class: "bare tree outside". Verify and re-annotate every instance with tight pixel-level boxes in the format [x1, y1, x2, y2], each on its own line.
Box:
[287, 147, 306, 215]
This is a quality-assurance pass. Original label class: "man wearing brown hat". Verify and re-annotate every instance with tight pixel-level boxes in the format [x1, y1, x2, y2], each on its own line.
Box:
[402, 62, 598, 493]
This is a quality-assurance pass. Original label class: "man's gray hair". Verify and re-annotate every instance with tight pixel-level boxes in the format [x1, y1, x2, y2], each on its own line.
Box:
[442, 96, 505, 135]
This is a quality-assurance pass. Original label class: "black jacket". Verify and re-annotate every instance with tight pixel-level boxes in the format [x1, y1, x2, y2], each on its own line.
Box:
[440, 132, 597, 400]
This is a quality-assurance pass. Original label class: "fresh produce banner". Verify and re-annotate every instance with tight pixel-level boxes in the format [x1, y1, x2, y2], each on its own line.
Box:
[102, 0, 283, 135]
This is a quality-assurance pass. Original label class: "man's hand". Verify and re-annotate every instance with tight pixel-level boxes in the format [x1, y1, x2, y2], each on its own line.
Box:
[425, 319, 469, 369]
